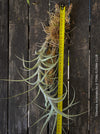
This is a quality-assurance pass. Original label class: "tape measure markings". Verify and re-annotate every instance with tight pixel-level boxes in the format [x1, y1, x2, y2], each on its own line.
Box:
[56, 4, 65, 134]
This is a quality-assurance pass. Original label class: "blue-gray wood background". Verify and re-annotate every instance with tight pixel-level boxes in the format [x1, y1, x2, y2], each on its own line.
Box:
[0, 0, 100, 134]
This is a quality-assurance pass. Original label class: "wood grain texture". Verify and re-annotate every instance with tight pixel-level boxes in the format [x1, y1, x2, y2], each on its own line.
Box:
[8, 0, 28, 133]
[0, 0, 100, 133]
[9, 0, 28, 24]
[8, 24, 28, 134]
[0, 0, 8, 134]
[29, 0, 49, 134]
[90, 0, 100, 134]
[69, 0, 89, 133]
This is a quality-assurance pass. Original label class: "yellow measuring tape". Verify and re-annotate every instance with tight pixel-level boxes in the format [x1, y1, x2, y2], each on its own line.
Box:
[56, 4, 65, 134]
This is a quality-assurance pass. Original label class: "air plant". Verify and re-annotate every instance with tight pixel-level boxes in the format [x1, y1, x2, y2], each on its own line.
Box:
[27, 0, 30, 5]
[0, 3, 83, 134]
[20, 4, 77, 133]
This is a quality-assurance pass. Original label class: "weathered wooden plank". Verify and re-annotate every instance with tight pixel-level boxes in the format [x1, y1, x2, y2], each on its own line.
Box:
[69, 0, 89, 133]
[29, 0, 49, 134]
[0, 0, 8, 133]
[90, 0, 100, 133]
[9, 0, 28, 24]
[8, 24, 28, 134]
[8, 0, 28, 133]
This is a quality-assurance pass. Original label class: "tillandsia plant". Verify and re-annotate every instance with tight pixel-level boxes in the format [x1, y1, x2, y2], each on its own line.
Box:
[0, 3, 83, 134]
[27, 0, 30, 5]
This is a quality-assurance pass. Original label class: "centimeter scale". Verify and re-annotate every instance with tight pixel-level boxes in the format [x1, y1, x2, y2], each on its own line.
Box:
[56, 3, 66, 134]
